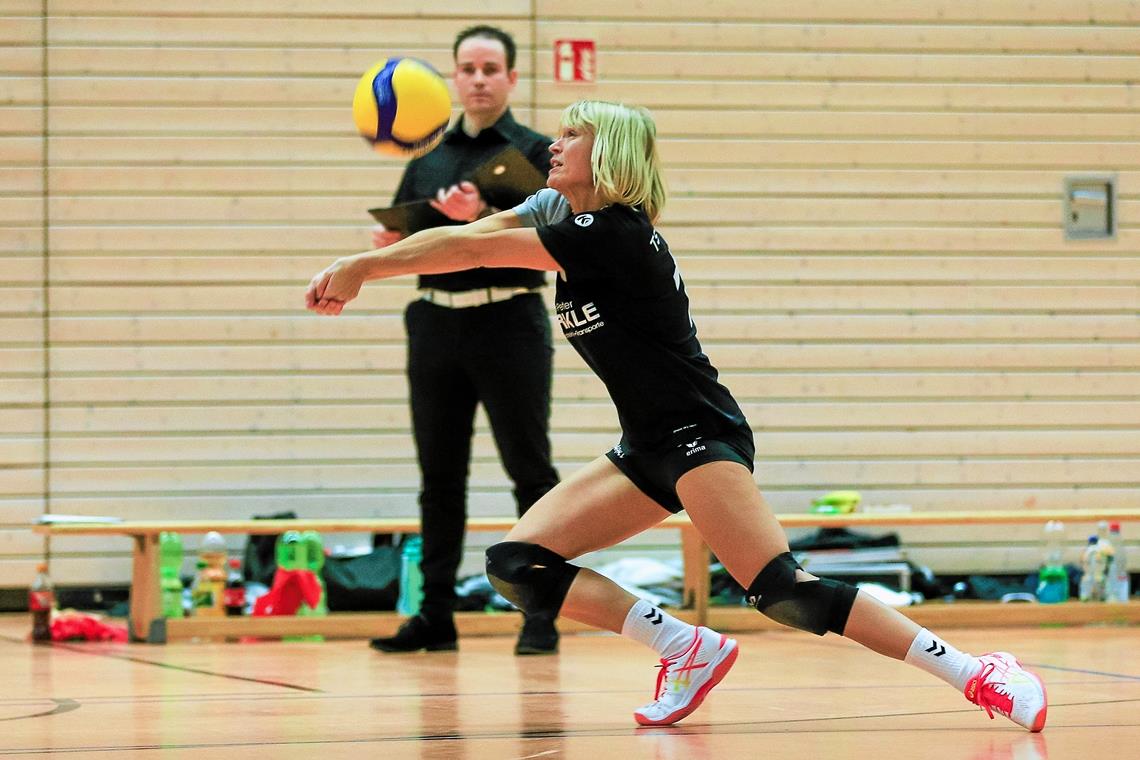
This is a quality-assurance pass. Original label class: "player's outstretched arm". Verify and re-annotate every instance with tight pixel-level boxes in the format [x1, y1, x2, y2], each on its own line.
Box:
[304, 210, 561, 316]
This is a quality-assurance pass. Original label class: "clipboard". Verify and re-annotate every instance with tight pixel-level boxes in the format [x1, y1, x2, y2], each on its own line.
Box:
[367, 200, 448, 234]
[367, 146, 549, 233]
[467, 146, 549, 207]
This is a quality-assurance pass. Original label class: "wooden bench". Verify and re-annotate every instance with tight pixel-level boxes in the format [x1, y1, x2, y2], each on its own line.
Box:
[34, 508, 1140, 643]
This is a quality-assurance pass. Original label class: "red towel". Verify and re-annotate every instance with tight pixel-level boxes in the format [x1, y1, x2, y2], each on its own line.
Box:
[49, 611, 129, 642]
[252, 568, 322, 616]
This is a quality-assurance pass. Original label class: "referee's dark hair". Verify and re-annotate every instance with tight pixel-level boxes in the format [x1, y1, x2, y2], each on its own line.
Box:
[453, 25, 517, 70]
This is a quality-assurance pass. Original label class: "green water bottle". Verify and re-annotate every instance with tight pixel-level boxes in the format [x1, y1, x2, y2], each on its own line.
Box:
[397, 535, 424, 616]
[1036, 520, 1069, 603]
[276, 530, 303, 572]
[277, 530, 325, 642]
[159, 531, 184, 618]
[298, 531, 328, 617]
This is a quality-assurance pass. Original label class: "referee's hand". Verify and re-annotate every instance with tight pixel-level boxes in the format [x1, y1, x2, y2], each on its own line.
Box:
[371, 224, 403, 249]
[431, 181, 486, 222]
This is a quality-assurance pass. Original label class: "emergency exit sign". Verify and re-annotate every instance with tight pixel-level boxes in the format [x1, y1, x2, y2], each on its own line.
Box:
[554, 39, 596, 83]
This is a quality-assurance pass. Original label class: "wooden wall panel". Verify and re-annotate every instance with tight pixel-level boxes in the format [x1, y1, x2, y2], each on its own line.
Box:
[1, 1, 45, 587]
[535, 1, 1140, 23]
[4, 2, 1135, 587]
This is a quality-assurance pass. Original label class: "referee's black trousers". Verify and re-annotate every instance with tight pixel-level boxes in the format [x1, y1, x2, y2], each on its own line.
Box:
[404, 294, 560, 620]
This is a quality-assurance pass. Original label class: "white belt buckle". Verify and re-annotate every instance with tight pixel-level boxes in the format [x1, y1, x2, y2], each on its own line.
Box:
[489, 287, 521, 304]
[450, 289, 487, 308]
[421, 286, 535, 309]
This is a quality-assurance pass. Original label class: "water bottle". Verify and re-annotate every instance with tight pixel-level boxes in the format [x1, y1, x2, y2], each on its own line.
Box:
[189, 559, 211, 615]
[397, 535, 424, 616]
[159, 532, 184, 619]
[223, 557, 246, 616]
[192, 531, 228, 616]
[1036, 520, 1069, 603]
[278, 531, 325, 642]
[200, 530, 227, 559]
[1080, 533, 1108, 601]
[1080, 537, 1098, 601]
[276, 530, 303, 572]
[1106, 522, 1131, 602]
[1095, 520, 1115, 598]
[298, 531, 328, 617]
[29, 563, 55, 642]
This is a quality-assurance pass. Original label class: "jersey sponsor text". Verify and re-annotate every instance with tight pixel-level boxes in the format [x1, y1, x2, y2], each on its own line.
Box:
[556, 300, 605, 337]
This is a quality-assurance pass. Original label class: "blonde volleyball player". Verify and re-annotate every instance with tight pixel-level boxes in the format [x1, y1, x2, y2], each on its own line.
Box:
[306, 100, 1047, 731]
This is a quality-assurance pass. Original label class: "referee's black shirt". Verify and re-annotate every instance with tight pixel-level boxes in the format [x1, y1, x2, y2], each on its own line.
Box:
[392, 109, 550, 292]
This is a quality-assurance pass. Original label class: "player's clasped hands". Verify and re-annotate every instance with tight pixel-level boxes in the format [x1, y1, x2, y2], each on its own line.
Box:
[305, 257, 363, 316]
[309, 218, 406, 315]
[307, 181, 483, 316]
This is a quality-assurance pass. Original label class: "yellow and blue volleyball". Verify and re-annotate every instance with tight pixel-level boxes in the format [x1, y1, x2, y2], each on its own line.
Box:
[352, 57, 451, 158]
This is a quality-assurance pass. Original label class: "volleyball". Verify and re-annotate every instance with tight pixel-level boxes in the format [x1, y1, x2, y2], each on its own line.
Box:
[352, 57, 452, 158]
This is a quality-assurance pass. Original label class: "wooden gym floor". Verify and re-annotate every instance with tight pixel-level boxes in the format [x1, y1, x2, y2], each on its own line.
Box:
[2, 615, 1136, 759]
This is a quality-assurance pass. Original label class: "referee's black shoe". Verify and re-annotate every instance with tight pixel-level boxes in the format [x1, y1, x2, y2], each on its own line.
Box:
[369, 613, 458, 653]
[515, 613, 559, 656]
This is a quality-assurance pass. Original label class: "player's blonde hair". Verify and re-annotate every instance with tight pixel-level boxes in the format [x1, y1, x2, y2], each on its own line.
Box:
[560, 100, 666, 223]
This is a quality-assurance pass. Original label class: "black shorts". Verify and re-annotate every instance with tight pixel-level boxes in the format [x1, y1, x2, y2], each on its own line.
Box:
[605, 424, 755, 514]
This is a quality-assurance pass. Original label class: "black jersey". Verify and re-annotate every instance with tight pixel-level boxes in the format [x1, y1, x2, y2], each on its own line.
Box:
[520, 190, 746, 451]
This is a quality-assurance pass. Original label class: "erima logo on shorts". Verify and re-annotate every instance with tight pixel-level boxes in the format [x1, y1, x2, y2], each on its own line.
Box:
[684, 438, 707, 456]
[574, 214, 594, 227]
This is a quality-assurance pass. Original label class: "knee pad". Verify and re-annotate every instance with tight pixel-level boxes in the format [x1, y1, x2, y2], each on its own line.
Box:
[485, 541, 580, 618]
[746, 552, 858, 636]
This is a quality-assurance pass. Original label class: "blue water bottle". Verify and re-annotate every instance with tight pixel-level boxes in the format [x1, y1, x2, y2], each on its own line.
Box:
[397, 535, 424, 616]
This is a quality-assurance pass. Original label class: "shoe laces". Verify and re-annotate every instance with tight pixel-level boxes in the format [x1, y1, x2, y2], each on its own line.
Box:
[651, 630, 709, 700]
[965, 661, 1015, 719]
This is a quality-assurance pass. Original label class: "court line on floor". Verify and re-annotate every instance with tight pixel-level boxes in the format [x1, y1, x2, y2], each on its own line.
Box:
[0, 635, 322, 693]
[3, 697, 1137, 754]
[1027, 663, 1140, 681]
[5, 636, 1131, 704]
[0, 700, 80, 723]
[0, 674, 1127, 709]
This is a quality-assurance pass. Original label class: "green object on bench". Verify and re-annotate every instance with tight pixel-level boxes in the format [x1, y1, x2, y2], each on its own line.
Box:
[299, 531, 328, 616]
[280, 531, 327, 641]
[811, 490, 862, 514]
[159, 532, 183, 619]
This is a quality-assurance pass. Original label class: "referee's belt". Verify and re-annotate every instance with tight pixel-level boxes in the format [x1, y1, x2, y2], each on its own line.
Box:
[418, 286, 542, 309]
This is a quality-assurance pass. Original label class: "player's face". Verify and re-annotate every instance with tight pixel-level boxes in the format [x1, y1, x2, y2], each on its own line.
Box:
[453, 37, 517, 122]
[547, 125, 594, 193]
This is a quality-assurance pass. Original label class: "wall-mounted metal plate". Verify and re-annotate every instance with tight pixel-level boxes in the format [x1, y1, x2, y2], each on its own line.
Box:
[1064, 175, 1116, 239]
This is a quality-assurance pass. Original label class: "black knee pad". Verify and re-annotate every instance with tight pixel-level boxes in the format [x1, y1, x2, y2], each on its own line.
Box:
[746, 552, 859, 636]
[485, 541, 580, 618]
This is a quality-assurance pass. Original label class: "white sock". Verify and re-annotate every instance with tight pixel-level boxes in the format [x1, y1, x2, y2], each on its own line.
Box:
[904, 628, 982, 692]
[621, 599, 696, 659]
